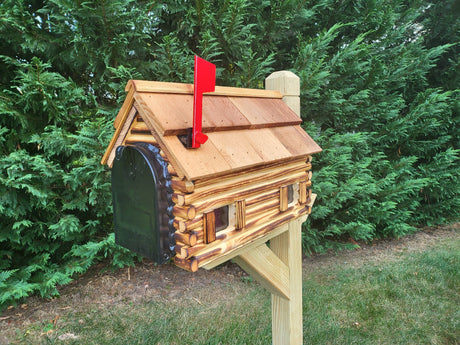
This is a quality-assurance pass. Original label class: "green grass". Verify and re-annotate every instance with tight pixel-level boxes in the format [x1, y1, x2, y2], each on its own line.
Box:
[302, 243, 460, 345]
[9, 237, 460, 345]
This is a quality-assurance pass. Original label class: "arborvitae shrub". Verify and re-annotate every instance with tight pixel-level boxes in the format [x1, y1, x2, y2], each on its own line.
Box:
[0, 0, 458, 308]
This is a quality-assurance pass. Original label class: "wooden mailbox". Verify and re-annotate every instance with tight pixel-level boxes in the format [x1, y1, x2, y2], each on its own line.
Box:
[102, 79, 321, 272]
[102, 70, 322, 344]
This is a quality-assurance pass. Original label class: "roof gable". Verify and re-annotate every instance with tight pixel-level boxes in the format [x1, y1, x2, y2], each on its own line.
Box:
[102, 80, 322, 180]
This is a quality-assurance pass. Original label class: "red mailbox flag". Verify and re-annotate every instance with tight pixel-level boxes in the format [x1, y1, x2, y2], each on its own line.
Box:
[192, 56, 216, 148]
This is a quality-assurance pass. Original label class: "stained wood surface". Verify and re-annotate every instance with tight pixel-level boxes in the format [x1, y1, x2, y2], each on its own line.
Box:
[126, 79, 282, 98]
[191, 202, 312, 268]
[133, 92, 301, 136]
[235, 200, 246, 230]
[102, 107, 137, 167]
[271, 218, 304, 345]
[299, 180, 308, 204]
[280, 185, 289, 212]
[203, 211, 216, 244]
[159, 128, 320, 180]
[234, 244, 290, 299]
[102, 80, 322, 182]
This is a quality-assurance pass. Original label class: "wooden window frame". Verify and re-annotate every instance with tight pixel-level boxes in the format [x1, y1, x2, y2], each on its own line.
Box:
[203, 201, 246, 244]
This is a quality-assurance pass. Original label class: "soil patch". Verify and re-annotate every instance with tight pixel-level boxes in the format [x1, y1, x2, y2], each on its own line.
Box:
[1, 222, 458, 333]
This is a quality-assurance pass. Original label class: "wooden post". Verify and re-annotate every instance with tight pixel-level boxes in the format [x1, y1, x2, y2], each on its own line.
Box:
[265, 70, 301, 117]
[267, 70, 303, 344]
[234, 71, 304, 344]
[270, 217, 304, 344]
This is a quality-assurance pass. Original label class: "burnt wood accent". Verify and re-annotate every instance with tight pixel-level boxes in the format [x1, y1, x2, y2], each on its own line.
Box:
[299, 180, 308, 205]
[203, 211, 216, 244]
[236, 200, 246, 230]
[280, 186, 289, 212]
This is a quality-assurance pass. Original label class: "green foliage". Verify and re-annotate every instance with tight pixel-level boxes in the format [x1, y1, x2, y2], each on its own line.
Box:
[0, 0, 458, 308]
[293, 1, 459, 252]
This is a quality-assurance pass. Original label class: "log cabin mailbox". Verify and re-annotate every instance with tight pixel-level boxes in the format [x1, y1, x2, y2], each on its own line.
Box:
[102, 57, 321, 344]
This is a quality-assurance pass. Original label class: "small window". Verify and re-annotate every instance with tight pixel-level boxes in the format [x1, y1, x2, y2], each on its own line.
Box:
[287, 184, 294, 204]
[280, 184, 300, 211]
[215, 205, 229, 232]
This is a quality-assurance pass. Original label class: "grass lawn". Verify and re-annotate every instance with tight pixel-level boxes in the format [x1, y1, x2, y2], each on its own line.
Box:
[3, 227, 459, 344]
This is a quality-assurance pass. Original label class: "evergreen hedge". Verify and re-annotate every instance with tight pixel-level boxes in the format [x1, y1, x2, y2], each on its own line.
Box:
[0, 0, 458, 309]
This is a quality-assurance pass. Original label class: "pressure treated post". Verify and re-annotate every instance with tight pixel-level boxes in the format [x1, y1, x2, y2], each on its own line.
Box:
[265, 70, 301, 116]
[266, 70, 303, 344]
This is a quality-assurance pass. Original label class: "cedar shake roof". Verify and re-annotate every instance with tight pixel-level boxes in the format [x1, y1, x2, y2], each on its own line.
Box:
[102, 80, 322, 180]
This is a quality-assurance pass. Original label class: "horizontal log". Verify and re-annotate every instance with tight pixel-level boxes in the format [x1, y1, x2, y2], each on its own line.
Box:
[199, 194, 316, 270]
[193, 172, 308, 214]
[175, 242, 210, 259]
[172, 193, 185, 205]
[174, 256, 198, 272]
[193, 159, 310, 192]
[193, 204, 312, 267]
[245, 199, 280, 221]
[130, 121, 150, 133]
[171, 179, 195, 194]
[168, 164, 178, 176]
[183, 164, 310, 206]
[193, 208, 300, 267]
[172, 205, 196, 220]
[173, 215, 203, 233]
[173, 231, 197, 247]
[177, 205, 288, 260]
[194, 158, 310, 189]
[245, 189, 279, 207]
[124, 133, 158, 144]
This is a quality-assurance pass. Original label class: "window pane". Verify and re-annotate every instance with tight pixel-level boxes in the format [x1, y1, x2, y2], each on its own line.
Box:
[215, 205, 229, 232]
[287, 184, 294, 204]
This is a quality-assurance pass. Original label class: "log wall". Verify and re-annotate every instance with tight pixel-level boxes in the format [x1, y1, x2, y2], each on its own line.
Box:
[171, 156, 313, 272]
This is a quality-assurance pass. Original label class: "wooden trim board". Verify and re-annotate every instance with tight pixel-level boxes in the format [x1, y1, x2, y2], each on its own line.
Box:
[126, 80, 283, 98]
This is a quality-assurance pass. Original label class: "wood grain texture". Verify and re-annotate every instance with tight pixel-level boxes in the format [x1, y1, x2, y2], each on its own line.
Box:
[127, 80, 282, 98]
[174, 256, 198, 272]
[229, 97, 301, 128]
[233, 244, 290, 299]
[182, 161, 309, 206]
[173, 215, 203, 233]
[235, 200, 246, 230]
[270, 126, 322, 157]
[133, 93, 310, 137]
[201, 194, 316, 270]
[172, 205, 196, 220]
[124, 133, 158, 145]
[158, 127, 314, 181]
[173, 231, 197, 247]
[103, 107, 137, 167]
[171, 179, 195, 194]
[203, 211, 216, 244]
[299, 180, 308, 205]
[193, 158, 309, 190]
[192, 203, 311, 267]
[192, 172, 308, 215]
[113, 86, 135, 129]
[280, 185, 289, 212]
[271, 218, 304, 345]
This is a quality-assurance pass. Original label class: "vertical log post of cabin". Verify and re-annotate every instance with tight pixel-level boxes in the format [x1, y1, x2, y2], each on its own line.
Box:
[234, 71, 304, 345]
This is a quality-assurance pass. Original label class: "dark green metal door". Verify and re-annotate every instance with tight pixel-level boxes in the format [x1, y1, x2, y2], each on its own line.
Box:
[111, 143, 174, 264]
